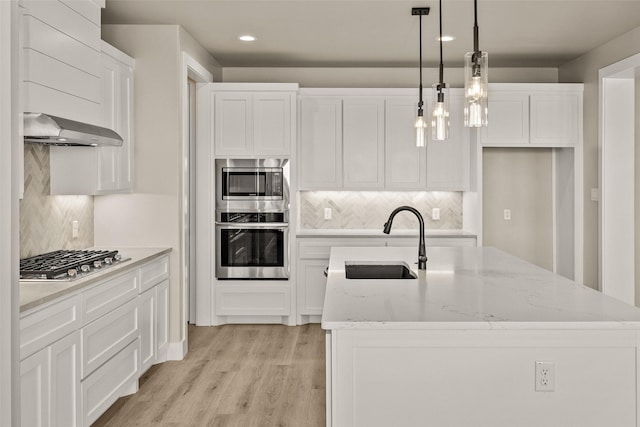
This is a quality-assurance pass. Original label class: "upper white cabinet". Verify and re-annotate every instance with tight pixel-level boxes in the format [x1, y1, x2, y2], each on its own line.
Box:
[22, 0, 103, 126]
[299, 97, 343, 188]
[426, 93, 471, 190]
[480, 84, 582, 147]
[211, 83, 298, 157]
[299, 89, 470, 191]
[343, 98, 385, 188]
[49, 42, 134, 195]
[385, 97, 427, 189]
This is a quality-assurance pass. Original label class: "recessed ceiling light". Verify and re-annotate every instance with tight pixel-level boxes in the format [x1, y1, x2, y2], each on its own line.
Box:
[238, 35, 256, 42]
[438, 35, 455, 42]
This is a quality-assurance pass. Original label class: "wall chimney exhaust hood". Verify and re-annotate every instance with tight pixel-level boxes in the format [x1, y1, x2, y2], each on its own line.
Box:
[23, 112, 123, 147]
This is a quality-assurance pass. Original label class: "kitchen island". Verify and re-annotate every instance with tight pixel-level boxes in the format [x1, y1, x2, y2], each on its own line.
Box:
[322, 246, 640, 427]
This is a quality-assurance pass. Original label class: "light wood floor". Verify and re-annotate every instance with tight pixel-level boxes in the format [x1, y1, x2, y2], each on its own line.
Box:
[93, 323, 326, 427]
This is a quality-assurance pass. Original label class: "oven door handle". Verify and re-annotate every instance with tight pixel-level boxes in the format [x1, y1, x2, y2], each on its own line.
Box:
[215, 222, 289, 229]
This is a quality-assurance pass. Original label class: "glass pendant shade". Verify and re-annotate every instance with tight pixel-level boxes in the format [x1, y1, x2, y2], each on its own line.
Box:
[464, 51, 488, 127]
[431, 84, 450, 141]
[415, 112, 427, 147]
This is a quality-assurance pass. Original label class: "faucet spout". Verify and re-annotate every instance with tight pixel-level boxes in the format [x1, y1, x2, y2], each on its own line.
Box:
[383, 206, 427, 270]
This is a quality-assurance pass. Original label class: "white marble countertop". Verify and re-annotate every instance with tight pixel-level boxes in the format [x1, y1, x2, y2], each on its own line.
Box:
[321, 246, 640, 330]
[297, 229, 477, 238]
[20, 247, 171, 312]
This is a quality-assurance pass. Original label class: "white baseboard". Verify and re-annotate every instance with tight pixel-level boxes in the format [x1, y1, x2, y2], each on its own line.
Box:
[166, 339, 187, 361]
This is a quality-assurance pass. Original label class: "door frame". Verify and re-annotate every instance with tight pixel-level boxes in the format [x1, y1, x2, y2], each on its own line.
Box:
[599, 53, 640, 304]
[180, 53, 212, 351]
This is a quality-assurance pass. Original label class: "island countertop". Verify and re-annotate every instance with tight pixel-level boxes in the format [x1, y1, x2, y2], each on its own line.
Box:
[321, 246, 640, 330]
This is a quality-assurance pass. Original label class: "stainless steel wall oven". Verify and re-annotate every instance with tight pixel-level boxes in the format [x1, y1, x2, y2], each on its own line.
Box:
[214, 159, 290, 280]
[215, 212, 289, 279]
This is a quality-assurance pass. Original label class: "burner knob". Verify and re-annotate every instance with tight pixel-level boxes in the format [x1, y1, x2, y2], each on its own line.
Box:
[104, 257, 113, 265]
[67, 269, 77, 278]
[114, 253, 122, 262]
[80, 264, 91, 273]
[94, 260, 102, 268]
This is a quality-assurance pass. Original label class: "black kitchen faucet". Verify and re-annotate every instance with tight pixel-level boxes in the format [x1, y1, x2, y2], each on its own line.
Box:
[383, 206, 427, 270]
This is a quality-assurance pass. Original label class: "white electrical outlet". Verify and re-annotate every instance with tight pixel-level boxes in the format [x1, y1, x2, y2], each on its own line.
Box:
[431, 208, 440, 221]
[72, 220, 79, 239]
[503, 209, 511, 221]
[535, 361, 555, 392]
[324, 208, 332, 220]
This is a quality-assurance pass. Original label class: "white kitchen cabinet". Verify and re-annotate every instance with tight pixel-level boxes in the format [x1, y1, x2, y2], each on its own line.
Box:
[530, 94, 580, 146]
[81, 338, 139, 427]
[385, 97, 426, 189]
[156, 279, 169, 360]
[480, 84, 582, 147]
[299, 89, 471, 191]
[342, 98, 385, 188]
[49, 42, 134, 195]
[20, 346, 49, 427]
[139, 256, 170, 364]
[299, 97, 343, 189]
[139, 287, 156, 374]
[426, 93, 470, 190]
[212, 84, 297, 157]
[20, 330, 81, 427]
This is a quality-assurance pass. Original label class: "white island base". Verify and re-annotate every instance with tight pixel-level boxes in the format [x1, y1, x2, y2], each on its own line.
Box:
[322, 247, 640, 427]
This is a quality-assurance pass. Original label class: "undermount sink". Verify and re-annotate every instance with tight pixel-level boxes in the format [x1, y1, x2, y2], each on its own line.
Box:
[344, 261, 417, 280]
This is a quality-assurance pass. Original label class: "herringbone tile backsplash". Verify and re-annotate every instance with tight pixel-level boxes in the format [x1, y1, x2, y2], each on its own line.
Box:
[20, 144, 94, 258]
[299, 191, 462, 230]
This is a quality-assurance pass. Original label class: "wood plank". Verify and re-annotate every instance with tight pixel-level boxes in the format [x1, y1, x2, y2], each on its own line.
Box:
[93, 324, 326, 427]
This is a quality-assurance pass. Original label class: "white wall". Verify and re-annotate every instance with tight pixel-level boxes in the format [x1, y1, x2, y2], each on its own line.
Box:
[482, 148, 554, 271]
[223, 67, 558, 87]
[96, 25, 221, 349]
[559, 24, 640, 290]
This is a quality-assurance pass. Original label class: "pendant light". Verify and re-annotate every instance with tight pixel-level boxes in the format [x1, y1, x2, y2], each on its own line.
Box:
[464, 0, 488, 127]
[412, 7, 430, 147]
[431, 0, 450, 141]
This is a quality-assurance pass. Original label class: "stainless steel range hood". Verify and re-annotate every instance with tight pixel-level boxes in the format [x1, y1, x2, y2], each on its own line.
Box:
[23, 112, 123, 147]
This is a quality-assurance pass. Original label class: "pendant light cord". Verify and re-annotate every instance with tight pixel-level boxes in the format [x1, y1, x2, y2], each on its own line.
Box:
[438, 0, 444, 89]
[418, 14, 423, 112]
[473, 0, 480, 54]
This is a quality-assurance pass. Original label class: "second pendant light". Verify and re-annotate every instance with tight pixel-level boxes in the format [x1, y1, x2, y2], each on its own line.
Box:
[431, 0, 450, 141]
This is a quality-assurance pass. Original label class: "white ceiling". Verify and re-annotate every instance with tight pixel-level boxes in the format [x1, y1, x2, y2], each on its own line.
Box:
[102, 0, 640, 68]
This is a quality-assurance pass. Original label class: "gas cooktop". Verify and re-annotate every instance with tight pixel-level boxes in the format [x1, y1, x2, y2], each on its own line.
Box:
[20, 249, 130, 281]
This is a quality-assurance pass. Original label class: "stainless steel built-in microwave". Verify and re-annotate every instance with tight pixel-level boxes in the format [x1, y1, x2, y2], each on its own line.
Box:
[215, 159, 289, 211]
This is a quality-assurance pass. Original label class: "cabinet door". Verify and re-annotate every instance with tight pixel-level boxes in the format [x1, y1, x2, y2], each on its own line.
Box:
[99, 55, 119, 192]
[427, 94, 470, 190]
[116, 59, 134, 190]
[139, 288, 156, 374]
[480, 94, 529, 145]
[343, 98, 385, 188]
[50, 332, 80, 427]
[155, 279, 169, 360]
[385, 97, 427, 189]
[299, 97, 343, 188]
[298, 260, 329, 315]
[21, 347, 50, 427]
[530, 94, 579, 146]
[253, 92, 292, 156]
[214, 92, 253, 156]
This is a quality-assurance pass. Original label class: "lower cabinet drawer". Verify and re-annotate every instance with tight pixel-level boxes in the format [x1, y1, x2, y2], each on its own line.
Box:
[81, 338, 139, 427]
[81, 298, 138, 378]
[20, 295, 81, 361]
[215, 286, 291, 316]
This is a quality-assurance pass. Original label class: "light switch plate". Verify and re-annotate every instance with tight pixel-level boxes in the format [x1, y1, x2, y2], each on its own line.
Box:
[431, 208, 440, 221]
[324, 208, 332, 220]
